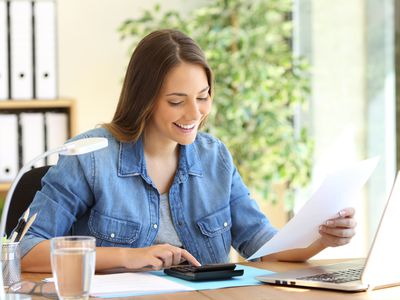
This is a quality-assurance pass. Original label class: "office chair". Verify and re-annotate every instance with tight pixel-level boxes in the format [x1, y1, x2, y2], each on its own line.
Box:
[5, 165, 51, 236]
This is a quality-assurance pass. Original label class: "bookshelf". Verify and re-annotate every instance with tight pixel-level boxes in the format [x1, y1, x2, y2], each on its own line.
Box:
[0, 98, 76, 196]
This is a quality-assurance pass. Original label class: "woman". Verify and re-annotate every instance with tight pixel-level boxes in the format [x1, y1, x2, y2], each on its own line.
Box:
[20, 29, 356, 272]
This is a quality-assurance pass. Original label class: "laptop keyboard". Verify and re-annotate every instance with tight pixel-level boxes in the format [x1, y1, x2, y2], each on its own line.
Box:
[297, 268, 363, 284]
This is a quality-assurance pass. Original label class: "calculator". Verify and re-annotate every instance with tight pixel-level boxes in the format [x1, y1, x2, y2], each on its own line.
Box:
[164, 263, 244, 281]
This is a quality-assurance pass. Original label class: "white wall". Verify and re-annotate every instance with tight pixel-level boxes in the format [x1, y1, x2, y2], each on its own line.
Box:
[57, 0, 205, 133]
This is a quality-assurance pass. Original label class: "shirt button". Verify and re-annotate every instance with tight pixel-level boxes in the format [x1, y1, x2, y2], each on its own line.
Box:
[153, 224, 158, 229]
[110, 233, 115, 238]
[223, 222, 228, 227]
[178, 221, 183, 226]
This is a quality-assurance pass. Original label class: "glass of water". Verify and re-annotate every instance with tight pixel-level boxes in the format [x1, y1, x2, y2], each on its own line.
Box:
[50, 236, 96, 300]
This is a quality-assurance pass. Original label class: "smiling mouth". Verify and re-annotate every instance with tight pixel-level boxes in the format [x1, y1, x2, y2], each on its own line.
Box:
[174, 123, 196, 130]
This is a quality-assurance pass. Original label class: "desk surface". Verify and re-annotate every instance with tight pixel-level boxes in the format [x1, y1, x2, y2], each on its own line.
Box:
[22, 259, 400, 300]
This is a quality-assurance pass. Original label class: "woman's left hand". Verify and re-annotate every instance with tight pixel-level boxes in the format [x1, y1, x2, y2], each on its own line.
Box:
[318, 207, 357, 247]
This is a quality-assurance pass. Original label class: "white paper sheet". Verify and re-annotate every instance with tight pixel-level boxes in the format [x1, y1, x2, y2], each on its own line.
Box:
[248, 157, 379, 260]
[45, 272, 193, 297]
[91, 272, 193, 297]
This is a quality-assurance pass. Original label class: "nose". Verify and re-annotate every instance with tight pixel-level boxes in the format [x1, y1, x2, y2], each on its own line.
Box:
[186, 100, 202, 120]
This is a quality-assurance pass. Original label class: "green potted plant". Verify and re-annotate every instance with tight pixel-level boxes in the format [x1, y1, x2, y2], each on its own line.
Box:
[118, 0, 313, 215]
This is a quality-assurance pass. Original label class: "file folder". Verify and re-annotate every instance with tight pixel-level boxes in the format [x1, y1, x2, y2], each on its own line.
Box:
[45, 112, 68, 165]
[0, 0, 8, 99]
[0, 114, 19, 181]
[34, 0, 57, 99]
[20, 112, 45, 167]
[9, 0, 33, 99]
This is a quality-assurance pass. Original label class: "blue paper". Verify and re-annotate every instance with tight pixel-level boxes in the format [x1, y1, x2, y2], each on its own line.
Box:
[152, 264, 273, 290]
[94, 265, 274, 298]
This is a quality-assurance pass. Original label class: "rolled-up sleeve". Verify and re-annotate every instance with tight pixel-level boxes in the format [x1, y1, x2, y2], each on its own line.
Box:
[19, 234, 46, 257]
[229, 177, 278, 259]
[19, 148, 94, 257]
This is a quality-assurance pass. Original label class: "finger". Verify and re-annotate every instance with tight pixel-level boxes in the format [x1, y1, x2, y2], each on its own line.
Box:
[147, 257, 164, 270]
[320, 234, 352, 247]
[157, 244, 183, 266]
[319, 229, 353, 247]
[171, 248, 182, 266]
[338, 207, 355, 218]
[325, 218, 357, 228]
[320, 225, 356, 238]
[157, 250, 173, 268]
[181, 249, 201, 266]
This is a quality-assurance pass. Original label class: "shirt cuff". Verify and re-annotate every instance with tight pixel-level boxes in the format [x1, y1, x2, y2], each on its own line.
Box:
[242, 225, 278, 260]
[19, 234, 46, 257]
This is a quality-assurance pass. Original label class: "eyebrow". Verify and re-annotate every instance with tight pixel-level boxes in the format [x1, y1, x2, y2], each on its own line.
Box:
[166, 86, 209, 97]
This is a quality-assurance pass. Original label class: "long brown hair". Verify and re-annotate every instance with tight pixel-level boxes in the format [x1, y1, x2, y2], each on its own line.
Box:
[103, 29, 214, 142]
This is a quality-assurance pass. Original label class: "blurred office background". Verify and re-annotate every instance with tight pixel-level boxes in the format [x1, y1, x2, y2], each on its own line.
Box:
[53, 0, 395, 259]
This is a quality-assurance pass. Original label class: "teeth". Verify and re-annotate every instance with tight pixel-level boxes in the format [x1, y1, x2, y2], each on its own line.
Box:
[175, 123, 195, 130]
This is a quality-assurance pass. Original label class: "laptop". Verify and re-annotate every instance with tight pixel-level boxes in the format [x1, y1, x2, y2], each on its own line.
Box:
[256, 170, 400, 292]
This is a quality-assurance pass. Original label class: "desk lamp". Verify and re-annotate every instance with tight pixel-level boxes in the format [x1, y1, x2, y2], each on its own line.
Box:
[0, 137, 108, 299]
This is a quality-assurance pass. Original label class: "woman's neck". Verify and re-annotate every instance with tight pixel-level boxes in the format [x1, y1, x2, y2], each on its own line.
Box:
[142, 128, 180, 194]
[142, 129, 179, 159]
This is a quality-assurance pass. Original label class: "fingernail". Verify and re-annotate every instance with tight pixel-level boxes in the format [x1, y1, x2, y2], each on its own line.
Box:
[319, 225, 323, 231]
[339, 210, 346, 217]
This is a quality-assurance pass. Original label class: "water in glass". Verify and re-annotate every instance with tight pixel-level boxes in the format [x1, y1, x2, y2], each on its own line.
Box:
[50, 236, 95, 300]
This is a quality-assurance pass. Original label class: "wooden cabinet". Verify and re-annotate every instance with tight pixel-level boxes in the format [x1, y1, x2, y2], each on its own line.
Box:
[0, 99, 76, 196]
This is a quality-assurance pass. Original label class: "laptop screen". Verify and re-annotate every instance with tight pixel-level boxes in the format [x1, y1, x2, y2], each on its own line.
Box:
[362, 171, 400, 288]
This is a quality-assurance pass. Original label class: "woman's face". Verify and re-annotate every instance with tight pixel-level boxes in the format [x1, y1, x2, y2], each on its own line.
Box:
[147, 62, 212, 145]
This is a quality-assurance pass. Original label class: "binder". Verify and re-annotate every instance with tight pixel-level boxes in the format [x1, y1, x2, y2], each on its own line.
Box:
[9, 0, 33, 99]
[0, 0, 8, 99]
[34, 0, 57, 99]
[20, 112, 45, 167]
[44, 112, 68, 165]
[0, 114, 19, 181]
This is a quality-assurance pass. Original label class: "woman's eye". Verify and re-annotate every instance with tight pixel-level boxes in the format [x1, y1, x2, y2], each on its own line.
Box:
[168, 101, 183, 106]
[197, 96, 209, 101]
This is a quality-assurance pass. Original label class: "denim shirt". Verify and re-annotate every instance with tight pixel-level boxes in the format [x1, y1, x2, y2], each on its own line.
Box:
[20, 128, 277, 264]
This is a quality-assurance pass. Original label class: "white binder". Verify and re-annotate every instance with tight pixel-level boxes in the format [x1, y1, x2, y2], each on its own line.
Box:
[45, 112, 68, 165]
[10, 0, 33, 99]
[0, 0, 8, 100]
[20, 112, 45, 167]
[0, 114, 19, 181]
[34, 0, 57, 99]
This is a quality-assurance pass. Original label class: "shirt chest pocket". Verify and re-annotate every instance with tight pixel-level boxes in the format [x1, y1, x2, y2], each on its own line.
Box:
[88, 210, 141, 247]
[197, 205, 232, 262]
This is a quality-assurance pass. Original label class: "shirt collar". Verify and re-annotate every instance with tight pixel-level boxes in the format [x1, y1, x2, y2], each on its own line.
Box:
[118, 137, 203, 177]
[118, 137, 144, 176]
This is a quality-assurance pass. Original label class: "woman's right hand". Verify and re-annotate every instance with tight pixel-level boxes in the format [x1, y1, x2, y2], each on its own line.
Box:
[122, 244, 201, 270]
[21, 241, 200, 273]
